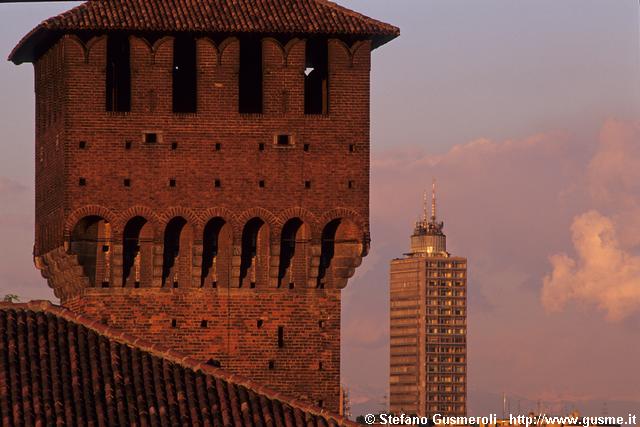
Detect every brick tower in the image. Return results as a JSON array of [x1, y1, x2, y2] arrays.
[[10, 0, 398, 411]]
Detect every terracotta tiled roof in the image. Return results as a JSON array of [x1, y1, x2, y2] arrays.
[[9, 0, 399, 63], [0, 301, 355, 427]]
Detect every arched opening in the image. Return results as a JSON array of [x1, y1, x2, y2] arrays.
[[278, 218, 310, 288], [317, 218, 361, 288], [162, 217, 193, 287], [201, 218, 232, 288], [317, 219, 339, 288], [240, 217, 269, 288], [70, 216, 111, 287], [122, 216, 153, 287]]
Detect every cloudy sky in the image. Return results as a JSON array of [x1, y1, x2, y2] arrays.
[[1, 0, 640, 417]]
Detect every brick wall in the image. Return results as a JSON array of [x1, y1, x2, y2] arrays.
[[33, 33, 373, 412], [49, 35, 370, 228], [34, 42, 67, 254], [66, 287, 341, 409]]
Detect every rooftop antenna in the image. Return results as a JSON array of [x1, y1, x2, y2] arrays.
[[423, 189, 429, 222], [431, 178, 437, 222], [502, 392, 507, 419]]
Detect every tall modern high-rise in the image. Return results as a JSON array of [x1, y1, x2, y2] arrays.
[[389, 183, 467, 416]]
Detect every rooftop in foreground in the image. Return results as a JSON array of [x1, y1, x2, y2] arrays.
[[0, 300, 355, 427]]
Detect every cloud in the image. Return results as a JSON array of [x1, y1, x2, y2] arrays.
[[372, 132, 571, 171], [542, 120, 640, 321], [542, 210, 640, 321], [370, 129, 587, 281], [588, 120, 640, 248], [588, 121, 640, 203]]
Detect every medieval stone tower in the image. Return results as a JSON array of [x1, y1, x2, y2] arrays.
[[10, 0, 398, 412]]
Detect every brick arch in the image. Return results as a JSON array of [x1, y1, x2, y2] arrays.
[[275, 207, 319, 236], [197, 37, 220, 64], [233, 208, 280, 237], [316, 209, 368, 289], [350, 40, 371, 68], [64, 205, 117, 239], [319, 208, 370, 255], [114, 206, 163, 239], [149, 36, 174, 65], [329, 39, 354, 67], [200, 215, 235, 243], [200, 209, 235, 287], [350, 40, 369, 56], [262, 37, 304, 67], [200, 207, 236, 224], [283, 38, 304, 65], [161, 207, 202, 234], [151, 36, 173, 54], [133, 35, 154, 53], [218, 36, 239, 66], [262, 38, 287, 66], [85, 35, 107, 64], [318, 208, 367, 234], [61, 35, 89, 63]]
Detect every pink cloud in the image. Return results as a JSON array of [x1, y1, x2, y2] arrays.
[[542, 120, 640, 321], [543, 211, 640, 321]]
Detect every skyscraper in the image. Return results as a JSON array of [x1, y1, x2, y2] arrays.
[[389, 183, 467, 416]]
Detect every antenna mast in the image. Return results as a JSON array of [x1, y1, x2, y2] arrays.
[[431, 178, 437, 222], [423, 189, 428, 222]]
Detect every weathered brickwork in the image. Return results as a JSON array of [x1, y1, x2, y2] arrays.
[[65, 288, 341, 408], [26, 34, 371, 412], [16, 0, 398, 413], [51, 36, 370, 225], [34, 42, 67, 255]]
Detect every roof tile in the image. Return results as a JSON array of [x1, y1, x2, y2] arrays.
[[0, 302, 356, 426], [9, 0, 399, 63]]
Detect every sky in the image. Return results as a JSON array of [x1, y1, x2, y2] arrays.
[[1, 0, 640, 418]]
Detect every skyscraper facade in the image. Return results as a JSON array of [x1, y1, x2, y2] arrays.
[[389, 184, 467, 416]]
